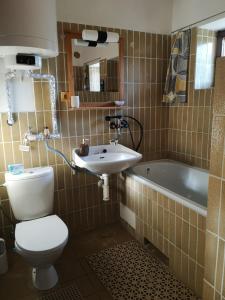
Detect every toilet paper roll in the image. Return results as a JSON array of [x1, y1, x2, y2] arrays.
[[71, 96, 80, 108]]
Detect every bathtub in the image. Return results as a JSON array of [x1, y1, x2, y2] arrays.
[[128, 160, 208, 216]]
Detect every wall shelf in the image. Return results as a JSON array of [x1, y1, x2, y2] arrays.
[[68, 106, 128, 111]]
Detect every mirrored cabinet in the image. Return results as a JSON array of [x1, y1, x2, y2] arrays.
[[61, 30, 125, 109]]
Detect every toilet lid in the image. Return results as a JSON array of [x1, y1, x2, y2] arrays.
[[15, 215, 68, 252]]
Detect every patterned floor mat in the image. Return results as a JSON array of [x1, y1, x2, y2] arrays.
[[38, 281, 83, 300], [86, 240, 200, 300]]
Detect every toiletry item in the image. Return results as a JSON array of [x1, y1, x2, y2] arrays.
[[8, 163, 24, 175], [44, 126, 50, 138], [79, 139, 89, 156], [114, 100, 125, 107], [71, 96, 80, 108]]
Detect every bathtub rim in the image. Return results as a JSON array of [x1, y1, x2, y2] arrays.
[[132, 159, 209, 175], [126, 159, 208, 217]]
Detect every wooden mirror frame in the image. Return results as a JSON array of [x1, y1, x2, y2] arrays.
[[61, 31, 125, 109]]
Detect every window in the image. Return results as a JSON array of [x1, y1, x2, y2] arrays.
[[217, 30, 225, 57], [89, 62, 100, 92], [194, 29, 217, 90], [221, 38, 225, 56]]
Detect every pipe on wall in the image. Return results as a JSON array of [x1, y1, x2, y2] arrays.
[[5, 71, 16, 126], [5, 70, 60, 137], [100, 174, 110, 201], [27, 71, 60, 137]]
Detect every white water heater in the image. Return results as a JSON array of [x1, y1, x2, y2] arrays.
[[0, 0, 58, 58]]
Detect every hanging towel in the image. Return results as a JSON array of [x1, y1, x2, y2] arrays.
[[163, 29, 191, 104]]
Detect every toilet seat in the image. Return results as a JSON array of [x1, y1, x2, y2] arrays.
[[15, 215, 68, 254]]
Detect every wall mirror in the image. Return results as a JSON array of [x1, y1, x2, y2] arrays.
[[61, 31, 124, 109]]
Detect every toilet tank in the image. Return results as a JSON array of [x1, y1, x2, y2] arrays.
[[5, 167, 54, 221]]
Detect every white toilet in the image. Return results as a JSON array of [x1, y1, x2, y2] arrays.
[[5, 166, 68, 290]]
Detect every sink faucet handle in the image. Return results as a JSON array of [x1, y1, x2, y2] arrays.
[[82, 138, 89, 142], [24, 127, 32, 139], [109, 139, 118, 145]]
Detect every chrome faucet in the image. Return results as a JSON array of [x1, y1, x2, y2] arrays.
[[109, 139, 119, 146]]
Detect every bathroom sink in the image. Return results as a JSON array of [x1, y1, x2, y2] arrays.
[[72, 144, 142, 175]]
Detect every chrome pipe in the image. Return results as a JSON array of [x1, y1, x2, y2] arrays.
[[5, 71, 16, 126]]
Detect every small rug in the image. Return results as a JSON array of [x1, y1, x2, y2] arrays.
[[38, 281, 83, 300], [86, 240, 199, 300]]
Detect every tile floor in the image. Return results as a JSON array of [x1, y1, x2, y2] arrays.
[[0, 223, 132, 300], [0, 222, 199, 300], [87, 240, 199, 300]]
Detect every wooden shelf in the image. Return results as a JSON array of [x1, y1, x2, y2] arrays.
[[61, 92, 126, 110], [68, 106, 128, 111]]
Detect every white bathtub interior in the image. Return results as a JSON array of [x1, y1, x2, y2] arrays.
[[129, 160, 208, 209]]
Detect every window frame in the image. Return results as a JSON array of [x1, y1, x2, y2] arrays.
[[88, 62, 101, 92], [216, 30, 225, 57]]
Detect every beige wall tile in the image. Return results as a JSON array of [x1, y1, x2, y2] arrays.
[[190, 210, 197, 227], [204, 231, 218, 285], [210, 116, 225, 177], [189, 225, 197, 260], [4, 143, 14, 167], [198, 215, 206, 231], [0, 144, 5, 172], [175, 216, 182, 249], [203, 280, 215, 300], [182, 221, 189, 254], [183, 206, 190, 222], [181, 253, 189, 285], [163, 209, 169, 239], [196, 265, 204, 297], [197, 229, 205, 266], [219, 181, 225, 239], [188, 258, 196, 291], [207, 176, 221, 234], [169, 213, 176, 244], [215, 238, 225, 292]]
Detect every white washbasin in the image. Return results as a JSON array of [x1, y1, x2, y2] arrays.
[[72, 144, 142, 175]]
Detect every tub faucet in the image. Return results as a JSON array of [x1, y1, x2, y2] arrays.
[[109, 139, 118, 146]]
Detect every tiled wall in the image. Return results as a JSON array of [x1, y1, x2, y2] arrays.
[[103, 59, 119, 91], [74, 66, 84, 91], [122, 26, 170, 161], [0, 21, 170, 244], [167, 28, 213, 170], [203, 57, 225, 300], [119, 174, 206, 297]]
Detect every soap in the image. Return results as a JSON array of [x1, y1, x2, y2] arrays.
[[8, 164, 24, 175]]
